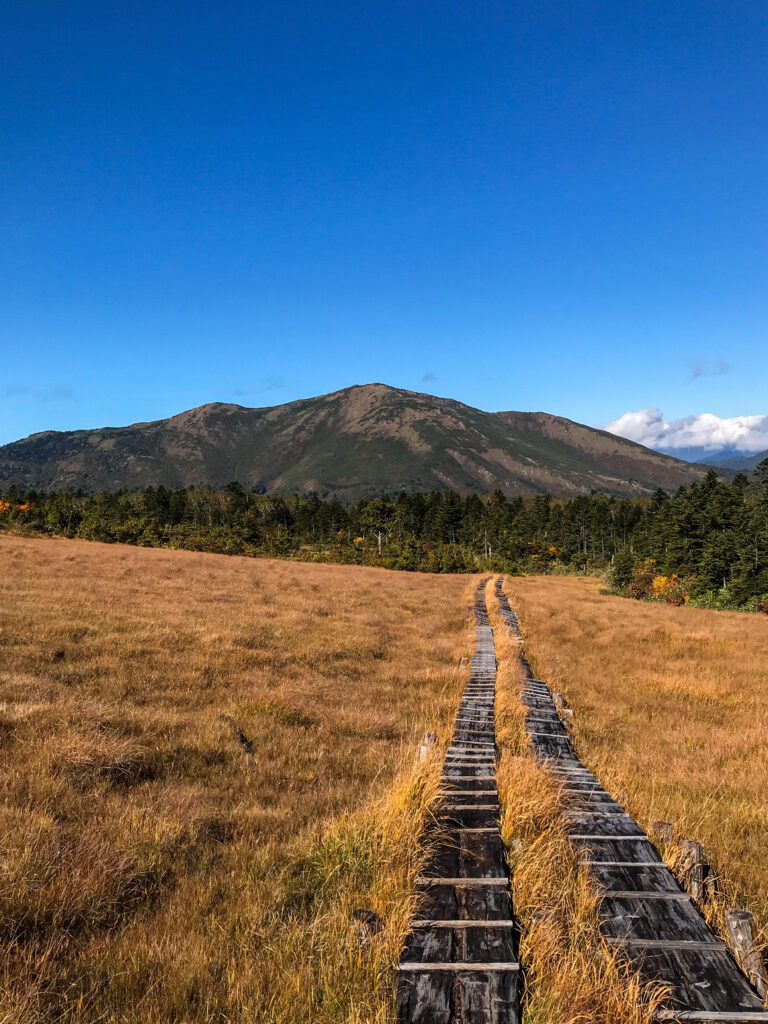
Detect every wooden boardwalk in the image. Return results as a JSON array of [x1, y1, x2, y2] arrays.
[[495, 577, 768, 1024], [396, 583, 521, 1024]]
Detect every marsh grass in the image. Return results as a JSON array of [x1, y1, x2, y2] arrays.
[[500, 574, 768, 976], [0, 534, 476, 1022]]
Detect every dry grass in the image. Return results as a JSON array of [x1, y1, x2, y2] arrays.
[[487, 580, 663, 1024], [0, 534, 477, 1023], [500, 574, 768, 945]]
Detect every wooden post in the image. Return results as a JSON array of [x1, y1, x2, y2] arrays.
[[725, 909, 768, 998], [651, 821, 674, 844], [351, 908, 384, 947], [678, 840, 706, 901], [704, 869, 723, 902], [419, 732, 437, 760]]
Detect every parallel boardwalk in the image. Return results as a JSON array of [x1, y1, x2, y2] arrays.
[[495, 578, 768, 1024], [397, 583, 521, 1024]]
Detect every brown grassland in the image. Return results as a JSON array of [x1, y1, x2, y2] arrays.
[[502, 574, 768, 947], [4, 533, 767, 1024], [0, 533, 476, 1023]]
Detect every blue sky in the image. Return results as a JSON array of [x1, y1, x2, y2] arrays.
[[2, 1, 767, 450]]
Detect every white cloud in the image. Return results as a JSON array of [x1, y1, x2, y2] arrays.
[[605, 409, 768, 453]]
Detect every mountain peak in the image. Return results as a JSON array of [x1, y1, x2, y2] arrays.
[[0, 385, 706, 498]]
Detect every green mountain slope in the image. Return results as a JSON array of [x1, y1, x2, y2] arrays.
[[0, 383, 707, 498], [712, 449, 768, 472]]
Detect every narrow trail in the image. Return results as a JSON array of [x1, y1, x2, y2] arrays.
[[495, 577, 768, 1024], [396, 582, 521, 1024]]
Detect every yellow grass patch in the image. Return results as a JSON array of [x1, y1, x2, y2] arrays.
[[0, 534, 476, 1022], [501, 574, 768, 943]]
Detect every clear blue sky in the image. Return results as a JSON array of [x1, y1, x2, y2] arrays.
[[2, 1, 767, 449]]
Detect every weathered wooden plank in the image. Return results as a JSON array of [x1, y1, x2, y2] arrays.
[[440, 784, 497, 793], [404, 927, 517, 963], [670, 1014, 768, 1021], [396, 970, 521, 1024], [438, 789, 499, 796], [566, 816, 647, 837], [606, 938, 726, 951], [570, 834, 649, 841], [441, 803, 500, 811], [398, 962, 519, 971], [427, 832, 507, 879], [584, 860, 671, 867], [620, 948, 765, 1012], [412, 920, 516, 928], [565, 809, 632, 818], [725, 910, 768, 998], [415, 883, 513, 922], [416, 877, 508, 886], [599, 891, 691, 901], [444, 770, 499, 778], [600, 903, 715, 943]]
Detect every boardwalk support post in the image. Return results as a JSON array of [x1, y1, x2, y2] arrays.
[[678, 839, 706, 901], [651, 821, 674, 844], [352, 908, 384, 948], [419, 732, 437, 760], [725, 909, 768, 999]]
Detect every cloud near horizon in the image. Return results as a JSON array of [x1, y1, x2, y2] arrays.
[[605, 409, 768, 453]]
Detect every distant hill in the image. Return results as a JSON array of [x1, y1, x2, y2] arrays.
[[0, 384, 708, 499], [711, 449, 768, 472], [655, 445, 758, 465]]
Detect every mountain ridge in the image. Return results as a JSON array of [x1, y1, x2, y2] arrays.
[[0, 383, 708, 499], [709, 449, 768, 472]]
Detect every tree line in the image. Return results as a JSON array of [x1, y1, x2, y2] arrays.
[[2, 460, 768, 609]]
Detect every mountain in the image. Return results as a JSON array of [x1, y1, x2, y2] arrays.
[[0, 384, 708, 499], [710, 449, 768, 472], [655, 445, 763, 466]]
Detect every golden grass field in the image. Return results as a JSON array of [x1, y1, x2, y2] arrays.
[[0, 534, 476, 1023], [502, 574, 768, 943], [5, 534, 768, 1024]]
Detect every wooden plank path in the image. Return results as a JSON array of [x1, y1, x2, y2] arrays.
[[495, 577, 768, 1024], [396, 582, 521, 1024]]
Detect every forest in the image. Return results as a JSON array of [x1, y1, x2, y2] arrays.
[[2, 462, 768, 609]]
